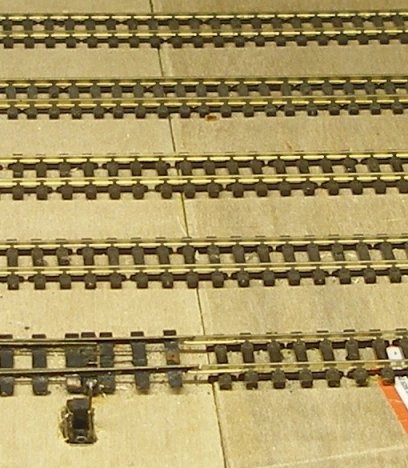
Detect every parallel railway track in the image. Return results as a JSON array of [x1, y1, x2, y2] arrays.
[[0, 11, 406, 48], [0, 329, 407, 395], [0, 151, 407, 198], [1, 235, 408, 288], [1, 75, 408, 119]]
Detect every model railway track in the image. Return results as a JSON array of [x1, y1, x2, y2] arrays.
[[0, 329, 407, 395], [0, 11, 406, 48], [1, 151, 408, 198], [1, 235, 408, 289], [1, 75, 407, 119]]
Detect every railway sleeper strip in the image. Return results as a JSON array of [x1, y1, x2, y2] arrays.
[[1, 150, 408, 198], [0, 75, 407, 119], [1, 235, 408, 288], [0, 329, 407, 395], [0, 11, 407, 48], [1, 174, 408, 199]]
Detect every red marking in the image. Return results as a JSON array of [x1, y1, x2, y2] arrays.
[[379, 380, 408, 434]]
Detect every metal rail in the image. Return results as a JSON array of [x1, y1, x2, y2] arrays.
[[0, 76, 407, 118], [0, 235, 407, 288], [0, 150, 407, 198], [0, 11, 406, 48], [0, 329, 407, 395]]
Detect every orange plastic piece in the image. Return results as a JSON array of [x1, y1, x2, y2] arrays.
[[379, 381, 408, 434]]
